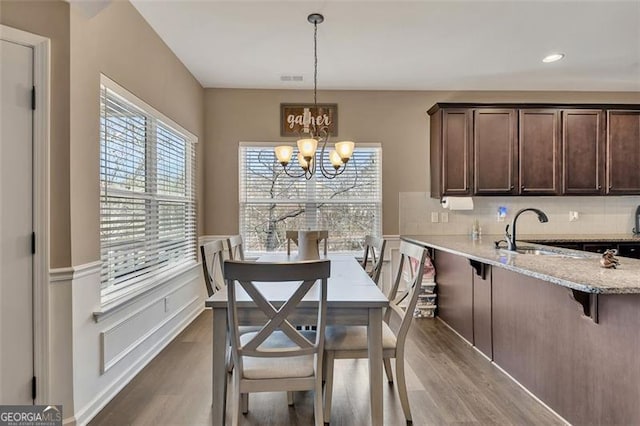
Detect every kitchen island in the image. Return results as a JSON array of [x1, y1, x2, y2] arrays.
[[402, 235, 640, 425]]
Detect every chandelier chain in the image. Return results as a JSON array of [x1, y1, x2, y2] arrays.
[[313, 20, 318, 109]]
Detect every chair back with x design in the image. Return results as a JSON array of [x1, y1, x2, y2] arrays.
[[361, 235, 387, 288], [384, 241, 428, 345], [224, 260, 331, 372], [200, 239, 226, 297], [227, 235, 245, 261]]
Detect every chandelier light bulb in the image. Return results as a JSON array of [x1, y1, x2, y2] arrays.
[[335, 141, 355, 161], [274, 145, 294, 165], [297, 152, 311, 170], [297, 138, 318, 159], [329, 150, 342, 169]]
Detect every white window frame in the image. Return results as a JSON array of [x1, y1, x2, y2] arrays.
[[99, 75, 198, 307], [238, 141, 382, 256]]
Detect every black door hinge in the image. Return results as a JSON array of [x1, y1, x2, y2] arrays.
[[31, 232, 36, 255], [32, 376, 36, 400], [31, 86, 36, 110]]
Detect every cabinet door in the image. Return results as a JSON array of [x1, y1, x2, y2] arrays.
[[607, 111, 640, 194], [472, 263, 492, 359], [473, 109, 518, 195], [433, 250, 473, 343], [582, 243, 617, 254], [618, 244, 640, 259], [441, 109, 472, 196], [562, 110, 605, 194], [519, 109, 560, 194]]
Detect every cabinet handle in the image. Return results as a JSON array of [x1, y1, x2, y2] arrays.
[[521, 185, 525, 190], [598, 185, 602, 190], [510, 185, 515, 190]]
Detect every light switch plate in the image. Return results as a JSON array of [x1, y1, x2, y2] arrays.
[[431, 212, 439, 223], [441, 212, 449, 223], [569, 211, 579, 222]]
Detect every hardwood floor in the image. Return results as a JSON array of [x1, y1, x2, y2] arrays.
[[89, 310, 563, 425]]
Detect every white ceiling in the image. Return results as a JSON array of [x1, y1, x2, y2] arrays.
[[130, 0, 640, 92]]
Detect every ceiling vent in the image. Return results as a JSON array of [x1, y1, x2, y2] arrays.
[[280, 75, 303, 82]]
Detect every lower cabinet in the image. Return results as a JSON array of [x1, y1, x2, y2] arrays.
[[492, 267, 640, 425], [472, 262, 492, 359], [434, 248, 640, 424], [433, 250, 474, 343], [434, 251, 492, 358]]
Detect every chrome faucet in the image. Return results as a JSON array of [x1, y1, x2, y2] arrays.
[[505, 208, 549, 251]]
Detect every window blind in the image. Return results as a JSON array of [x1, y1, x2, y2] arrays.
[[239, 143, 382, 253], [100, 81, 196, 298]]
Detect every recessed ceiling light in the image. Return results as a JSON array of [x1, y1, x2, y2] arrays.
[[542, 53, 565, 63]]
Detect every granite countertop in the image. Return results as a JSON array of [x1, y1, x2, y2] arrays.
[[402, 234, 640, 294]]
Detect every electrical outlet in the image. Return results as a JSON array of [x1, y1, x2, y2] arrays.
[[431, 212, 439, 223], [441, 212, 449, 223], [569, 211, 579, 222]]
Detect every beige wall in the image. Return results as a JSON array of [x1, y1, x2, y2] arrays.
[[69, 0, 205, 265], [204, 89, 640, 236], [1, 0, 71, 268]]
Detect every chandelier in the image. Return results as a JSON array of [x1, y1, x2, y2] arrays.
[[274, 13, 355, 180]]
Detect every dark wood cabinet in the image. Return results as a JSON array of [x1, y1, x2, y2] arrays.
[[519, 110, 560, 194], [472, 264, 492, 359], [433, 250, 473, 343], [607, 110, 640, 194], [618, 243, 640, 259], [562, 110, 605, 194], [430, 109, 472, 197], [473, 109, 518, 195], [428, 103, 640, 198]]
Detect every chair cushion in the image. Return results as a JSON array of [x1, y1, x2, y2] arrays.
[[324, 323, 397, 351], [239, 330, 316, 380]]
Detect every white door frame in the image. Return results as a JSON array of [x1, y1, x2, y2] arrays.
[[0, 24, 51, 405]]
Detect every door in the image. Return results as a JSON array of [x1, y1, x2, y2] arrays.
[[519, 109, 560, 194], [0, 39, 34, 404], [607, 111, 640, 194], [473, 109, 518, 195], [562, 110, 605, 195]]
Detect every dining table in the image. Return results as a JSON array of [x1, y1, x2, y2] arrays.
[[206, 253, 389, 425]]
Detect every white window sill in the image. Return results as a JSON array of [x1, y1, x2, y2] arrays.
[[93, 260, 199, 323]]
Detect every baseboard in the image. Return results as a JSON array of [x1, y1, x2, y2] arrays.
[[491, 362, 571, 425], [436, 316, 474, 347], [73, 303, 204, 426]]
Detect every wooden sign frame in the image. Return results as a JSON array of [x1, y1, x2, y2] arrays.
[[280, 103, 338, 137]]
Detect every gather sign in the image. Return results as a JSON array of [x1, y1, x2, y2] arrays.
[[280, 103, 338, 137]]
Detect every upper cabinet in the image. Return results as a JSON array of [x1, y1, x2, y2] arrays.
[[519, 109, 560, 195], [430, 109, 472, 196], [607, 110, 640, 194], [474, 109, 518, 195], [428, 103, 640, 198], [562, 110, 604, 195]]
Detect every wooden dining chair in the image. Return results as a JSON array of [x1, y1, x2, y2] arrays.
[[224, 259, 331, 426], [286, 230, 329, 255], [200, 239, 226, 297], [227, 234, 245, 260], [361, 235, 387, 288], [322, 240, 428, 424]]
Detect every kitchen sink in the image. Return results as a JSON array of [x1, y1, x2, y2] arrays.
[[500, 246, 589, 259]]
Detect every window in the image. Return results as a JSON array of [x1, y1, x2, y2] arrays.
[[99, 76, 197, 302], [239, 142, 382, 253]]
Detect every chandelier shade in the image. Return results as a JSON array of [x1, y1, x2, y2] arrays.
[[273, 13, 355, 180]]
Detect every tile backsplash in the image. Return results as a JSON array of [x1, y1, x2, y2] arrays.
[[399, 193, 640, 236]]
